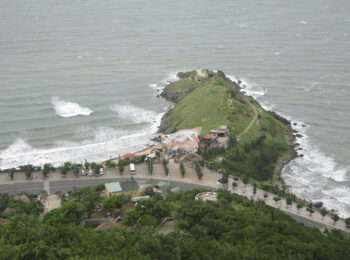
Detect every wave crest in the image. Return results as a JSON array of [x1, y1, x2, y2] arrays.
[[52, 97, 93, 118]]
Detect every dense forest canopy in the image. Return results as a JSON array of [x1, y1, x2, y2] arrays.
[[0, 188, 350, 259]]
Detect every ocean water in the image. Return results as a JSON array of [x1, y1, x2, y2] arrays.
[[0, 0, 349, 216]]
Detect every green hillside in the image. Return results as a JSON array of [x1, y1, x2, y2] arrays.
[[161, 70, 292, 181], [164, 71, 254, 135]]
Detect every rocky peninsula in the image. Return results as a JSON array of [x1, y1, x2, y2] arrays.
[[158, 69, 298, 185]]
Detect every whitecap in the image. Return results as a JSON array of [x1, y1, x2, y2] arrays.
[[52, 97, 93, 118], [227, 75, 266, 98], [299, 21, 308, 25], [148, 72, 180, 94], [0, 127, 158, 170]]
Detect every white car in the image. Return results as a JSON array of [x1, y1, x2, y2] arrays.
[[88, 169, 93, 176], [81, 169, 86, 176], [99, 168, 104, 175]]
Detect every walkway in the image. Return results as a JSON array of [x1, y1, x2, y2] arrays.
[[237, 97, 258, 141]]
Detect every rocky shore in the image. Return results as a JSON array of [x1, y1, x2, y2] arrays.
[[158, 70, 299, 184]]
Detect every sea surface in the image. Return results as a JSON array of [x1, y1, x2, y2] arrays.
[[0, 0, 349, 217]]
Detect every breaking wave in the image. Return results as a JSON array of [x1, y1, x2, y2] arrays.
[[282, 120, 350, 218], [148, 72, 179, 95], [0, 127, 157, 169], [228, 73, 350, 217], [110, 104, 163, 133], [52, 97, 93, 118]]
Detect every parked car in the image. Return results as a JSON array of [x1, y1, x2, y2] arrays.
[[99, 168, 104, 175], [130, 163, 136, 175], [81, 169, 86, 176], [88, 169, 93, 176]]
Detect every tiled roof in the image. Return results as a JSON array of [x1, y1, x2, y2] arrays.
[[105, 182, 122, 193], [203, 133, 213, 139], [122, 153, 135, 160], [120, 180, 140, 192]]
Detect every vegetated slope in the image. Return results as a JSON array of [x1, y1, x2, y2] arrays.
[[161, 70, 254, 135], [1, 189, 350, 260], [160, 70, 291, 181]]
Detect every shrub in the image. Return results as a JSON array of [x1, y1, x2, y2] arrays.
[[180, 163, 185, 178]]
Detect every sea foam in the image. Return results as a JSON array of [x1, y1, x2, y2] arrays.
[[148, 72, 180, 95], [228, 73, 350, 217], [110, 104, 162, 128], [52, 97, 93, 118], [282, 118, 350, 217], [0, 127, 157, 170]]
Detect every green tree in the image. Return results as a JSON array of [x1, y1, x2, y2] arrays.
[[180, 162, 185, 178], [102, 194, 128, 211], [148, 159, 153, 175], [286, 198, 292, 208], [140, 214, 157, 227], [332, 214, 339, 224], [8, 168, 15, 181], [59, 165, 69, 177], [320, 208, 327, 220], [345, 217, 350, 228], [118, 164, 124, 175], [253, 183, 257, 195], [297, 203, 303, 212], [44, 200, 86, 225], [195, 163, 203, 180], [273, 197, 280, 204], [42, 163, 51, 179], [25, 165, 33, 180], [306, 206, 315, 217], [162, 158, 168, 176], [242, 176, 249, 187], [232, 182, 238, 190], [84, 160, 90, 170]]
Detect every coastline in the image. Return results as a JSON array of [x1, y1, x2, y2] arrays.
[[158, 71, 299, 187]]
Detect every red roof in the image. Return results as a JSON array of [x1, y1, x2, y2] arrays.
[[203, 133, 213, 140], [122, 153, 135, 160], [190, 136, 200, 143], [193, 126, 203, 131]]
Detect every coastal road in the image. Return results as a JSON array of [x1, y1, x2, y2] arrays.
[[0, 178, 214, 196], [50, 177, 215, 194], [0, 181, 44, 195]]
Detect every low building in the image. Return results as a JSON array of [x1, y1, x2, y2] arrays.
[[161, 127, 202, 154], [209, 125, 230, 138], [131, 195, 150, 203], [105, 180, 140, 198], [195, 192, 218, 202]]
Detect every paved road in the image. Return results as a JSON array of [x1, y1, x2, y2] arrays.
[[285, 211, 350, 237], [1, 176, 349, 235], [0, 177, 214, 195], [0, 181, 44, 195]]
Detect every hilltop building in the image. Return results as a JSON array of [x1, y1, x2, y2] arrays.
[[161, 127, 202, 154]]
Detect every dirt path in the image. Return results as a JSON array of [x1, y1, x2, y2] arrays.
[[237, 97, 258, 141]]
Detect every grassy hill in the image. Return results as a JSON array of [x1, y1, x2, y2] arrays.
[[161, 70, 254, 135], [160, 70, 293, 182]]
